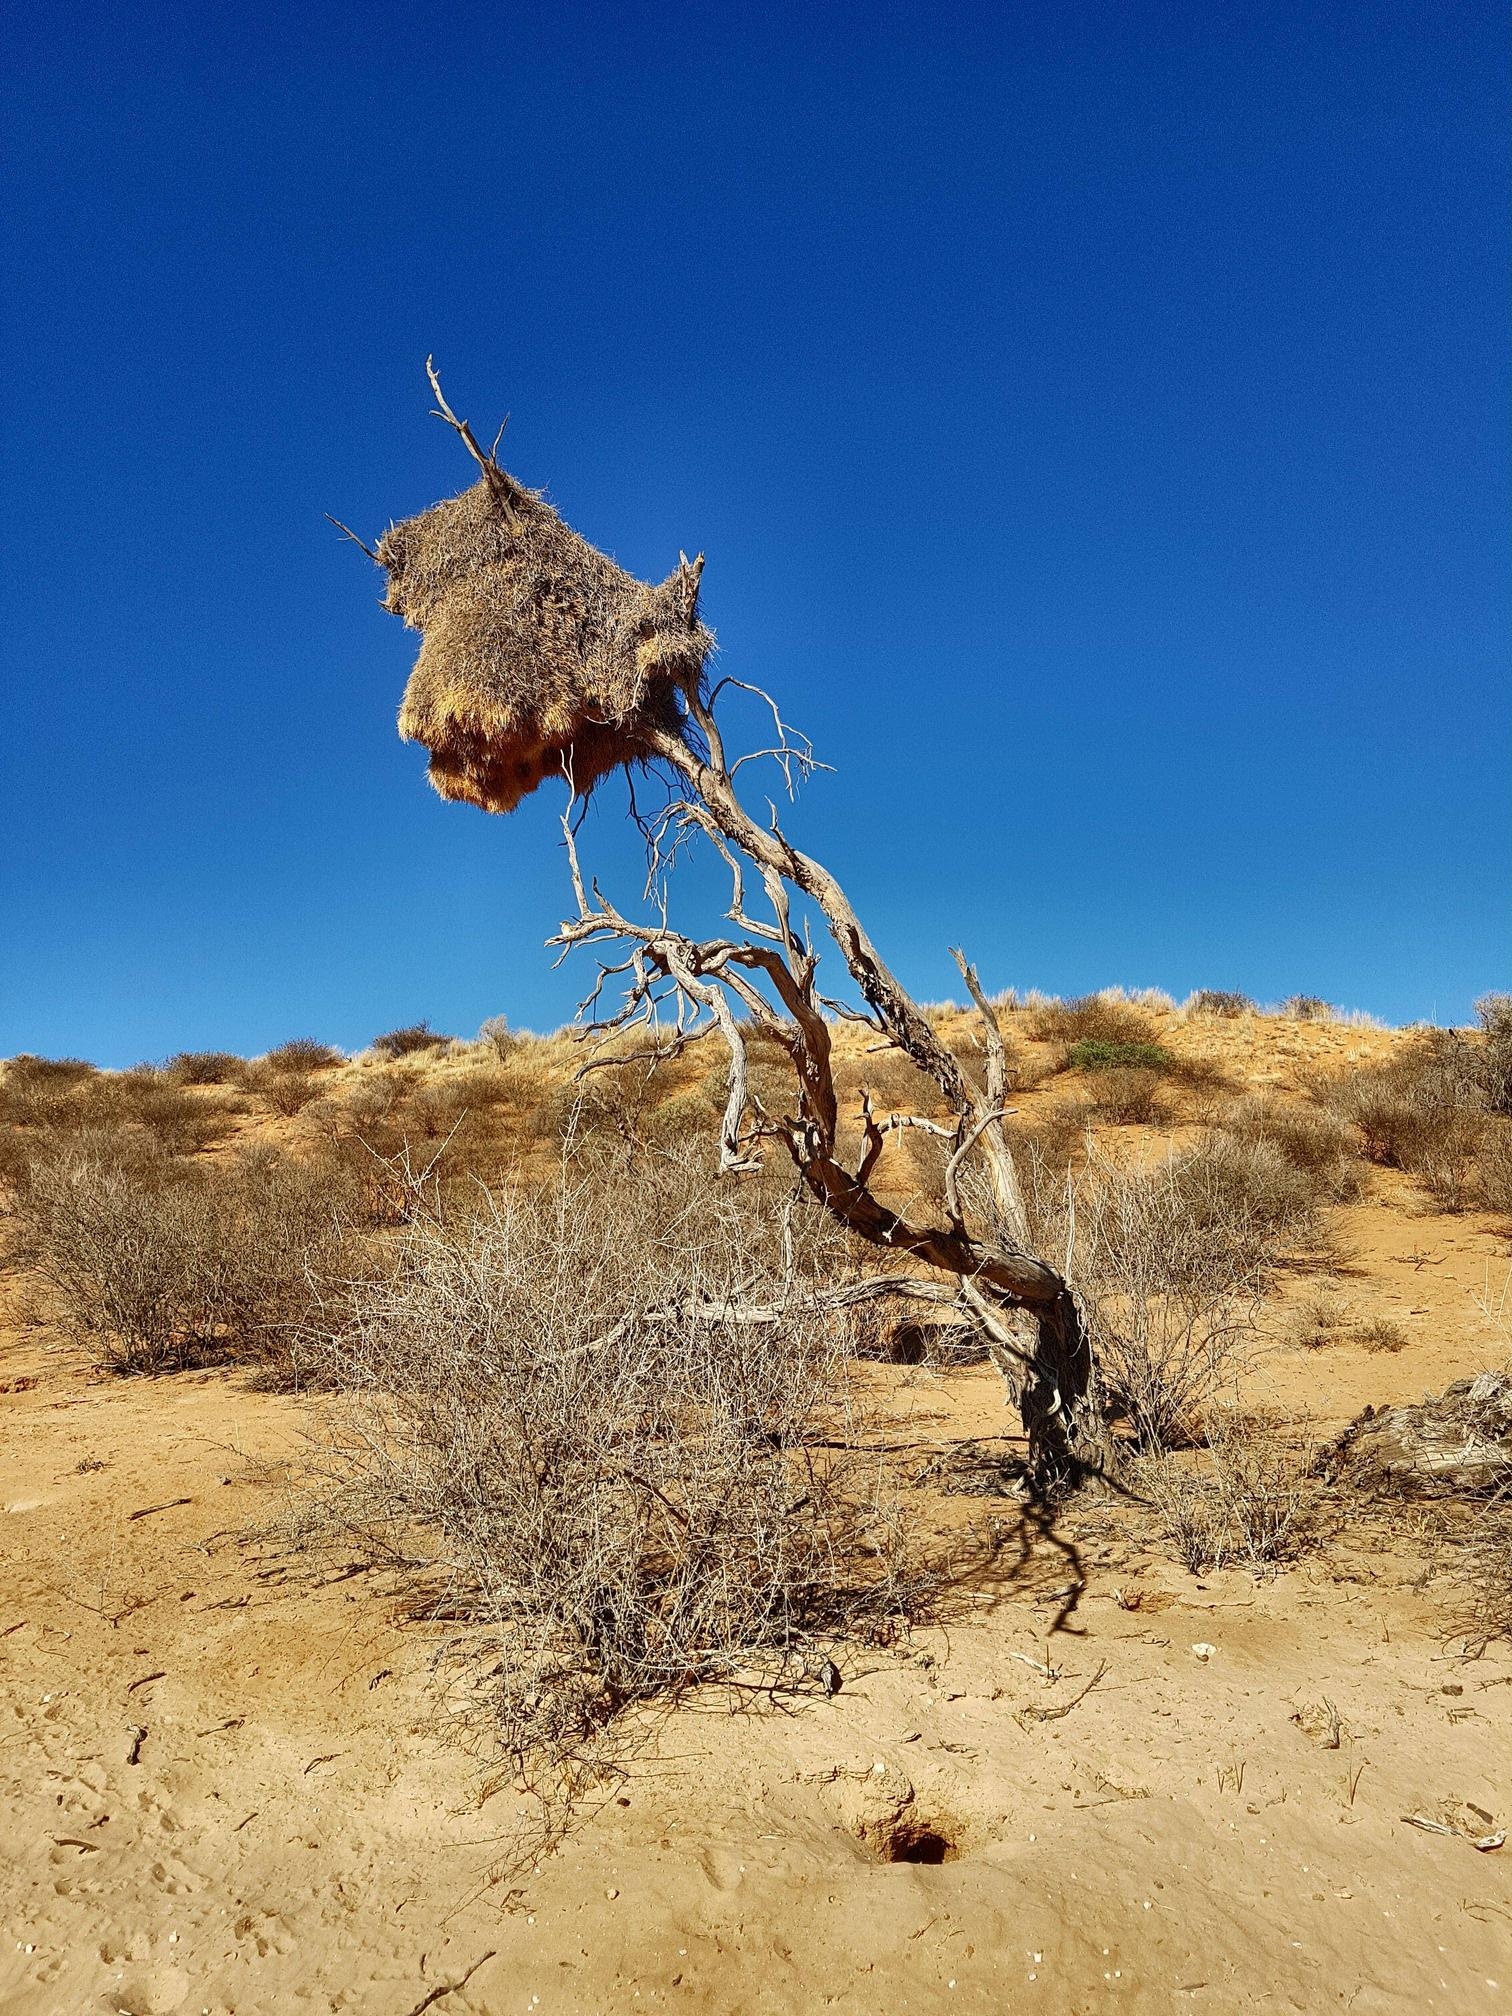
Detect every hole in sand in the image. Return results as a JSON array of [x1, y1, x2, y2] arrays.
[[877, 1820, 958, 1865]]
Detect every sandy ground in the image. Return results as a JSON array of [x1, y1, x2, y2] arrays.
[[3, 1022, 1511, 2013]]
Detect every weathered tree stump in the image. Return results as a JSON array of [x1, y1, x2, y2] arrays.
[[1325, 1371, 1512, 1497]]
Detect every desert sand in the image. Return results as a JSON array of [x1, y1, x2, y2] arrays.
[[2, 1014, 1509, 2014]]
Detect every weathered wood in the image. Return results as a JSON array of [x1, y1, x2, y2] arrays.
[[550, 681, 1116, 1495], [1325, 1372, 1512, 1498]]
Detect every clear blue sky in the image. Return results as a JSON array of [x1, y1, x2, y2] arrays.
[[2, 2, 1505, 1064]]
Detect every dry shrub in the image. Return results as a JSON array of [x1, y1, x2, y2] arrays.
[[1219, 1094, 1362, 1202], [1282, 995, 1334, 1022], [1358, 1316, 1408, 1354], [1411, 1115, 1488, 1212], [0, 1058, 105, 1160], [1006, 1101, 1092, 1181], [1024, 1135, 1315, 1450], [1457, 1493, 1512, 1654], [1083, 1066, 1171, 1127], [1318, 1036, 1462, 1163], [645, 1083, 727, 1148], [250, 1067, 323, 1117], [1290, 1288, 1350, 1351], [839, 1043, 945, 1118], [304, 1155, 921, 1791], [111, 1068, 240, 1154], [477, 1015, 520, 1061], [1317, 1027, 1510, 1210], [1132, 1416, 1323, 1573], [1188, 990, 1254, 1019], [304, 1063, 524, 1218], [0, 1062, 230, 1158], [1477, 1124, 1512, 1217], [1290, 1292, 1407, 1354], [166, 1050, 246, 1085], [308, 1070, 425, 1221], [538, 1060, 668, 1159], [264, 1038, 343, 1073], [16, 1138, 359, 1376], [1474, 994, 1512, 1114], [3, 1054, 98, 1092], [372, 1021, 451, 1060], [1029, 994, 1158, 1047]]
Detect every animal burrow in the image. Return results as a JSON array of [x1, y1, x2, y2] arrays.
[[877, 1816, 958, 1864]]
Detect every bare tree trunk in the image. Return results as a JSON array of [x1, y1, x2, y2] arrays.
[[545, 693, 1116, 1496], [1027, 1290, 1108, 1496]]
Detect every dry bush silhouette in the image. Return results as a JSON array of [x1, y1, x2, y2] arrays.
[[1282, 995, 1334, 1022], [304, 1152, 927, 1792], [477, 1015, 520, 1060], [372, 1021, 452, 1060]]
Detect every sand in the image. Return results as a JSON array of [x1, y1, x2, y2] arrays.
[[2, 1018, 1510, 2013]]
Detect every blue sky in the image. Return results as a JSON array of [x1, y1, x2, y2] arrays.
[[2, 1, 1505, 1063]]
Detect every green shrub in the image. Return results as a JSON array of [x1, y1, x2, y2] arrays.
[[1066, 1039, 1176, 1074]]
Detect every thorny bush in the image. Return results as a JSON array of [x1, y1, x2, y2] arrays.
[[13, 1135, 360, 1376], [1020, 1134, 1318, 1451], [304, 1149, 927, 1793]]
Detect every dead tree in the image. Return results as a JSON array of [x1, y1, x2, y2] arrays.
[[366, 368, 1117, 1496], [550, 681, 1118, 1494]]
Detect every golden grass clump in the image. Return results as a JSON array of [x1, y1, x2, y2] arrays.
[[379, 469, 713, 814]]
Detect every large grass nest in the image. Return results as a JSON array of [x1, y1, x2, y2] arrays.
[[379, 456, 713, 815]]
